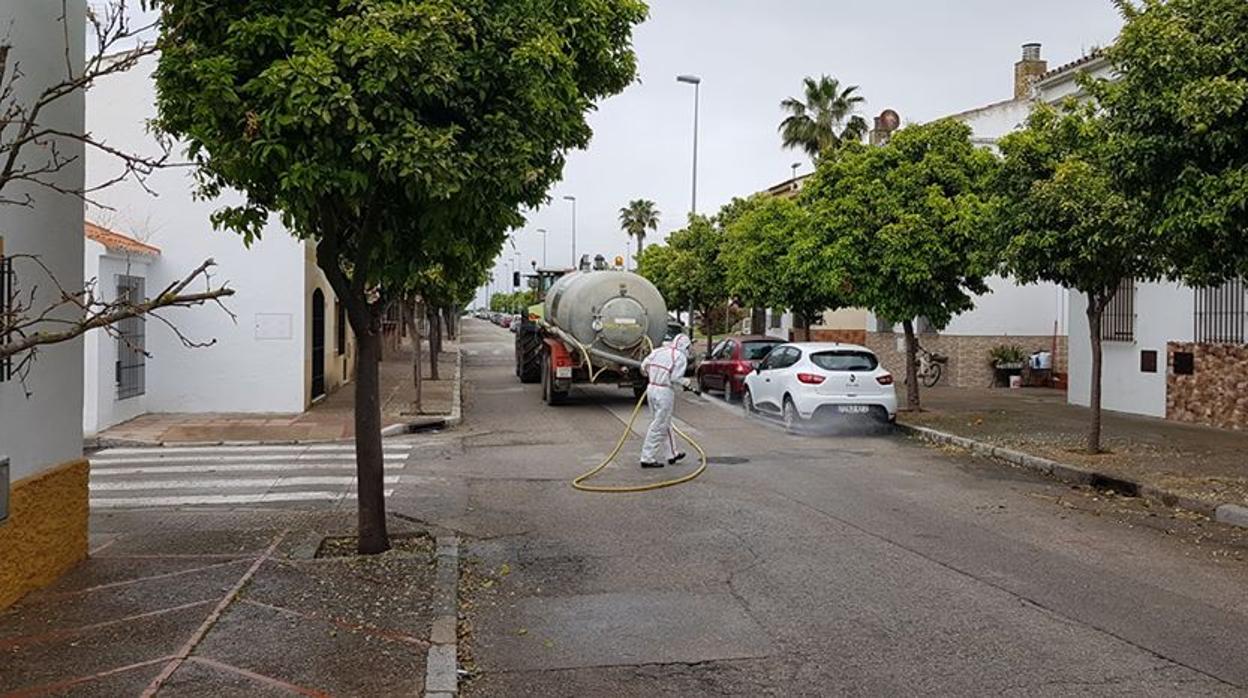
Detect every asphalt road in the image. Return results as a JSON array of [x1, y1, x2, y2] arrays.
[[392, 320, 1248, 697]]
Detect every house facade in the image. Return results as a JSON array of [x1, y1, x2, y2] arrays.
[[0, 1, 90, 609], [82, 54, 355, 436]]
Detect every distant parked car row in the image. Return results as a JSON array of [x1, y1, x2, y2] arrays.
[[696, 334, 897, 430], [475, 311, 522, 330]]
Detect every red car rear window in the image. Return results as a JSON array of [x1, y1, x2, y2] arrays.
[[742, 341, 782, 361]]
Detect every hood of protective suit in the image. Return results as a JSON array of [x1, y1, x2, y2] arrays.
[[669, 333, 692, 355]]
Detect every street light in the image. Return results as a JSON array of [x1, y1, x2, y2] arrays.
[[677, 73, 701, 337], [563, 195, 577, 268], [536, 228, 548, 267], [676, 74, 701, 214]]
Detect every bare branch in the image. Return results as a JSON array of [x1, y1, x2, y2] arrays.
[[1, 254, 235, 360]]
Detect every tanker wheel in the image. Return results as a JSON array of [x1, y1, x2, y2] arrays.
[[516, 325, 542, 384]]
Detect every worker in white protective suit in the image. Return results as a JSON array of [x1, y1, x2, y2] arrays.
[[638, 333, 692, 468]]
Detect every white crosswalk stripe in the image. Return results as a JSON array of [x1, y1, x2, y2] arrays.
[[88, 442, 417, 509]]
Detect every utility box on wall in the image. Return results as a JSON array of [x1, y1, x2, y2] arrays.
[[0, 457, 9, 525]]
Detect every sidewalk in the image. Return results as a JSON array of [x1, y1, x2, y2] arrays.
[[94, 342, 460, 446], [0, 509, 443, 696], [901, 386, 1248, 511]]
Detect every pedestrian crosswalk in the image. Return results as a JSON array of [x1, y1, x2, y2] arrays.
[[89, 442, 418, 509]]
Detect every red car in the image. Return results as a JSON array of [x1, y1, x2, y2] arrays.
[[696, 334, 785, 401]]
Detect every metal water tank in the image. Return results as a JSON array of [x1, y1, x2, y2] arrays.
[[544, 271, 667, 352]]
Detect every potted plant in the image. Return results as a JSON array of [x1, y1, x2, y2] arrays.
[[989, 344, 1027, 387]]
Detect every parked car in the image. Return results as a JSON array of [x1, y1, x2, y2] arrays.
[[509, 314, 521, 332], [742, 342, 897, 430], [696, 335, 784, 401], [499, 315, 513, 329]]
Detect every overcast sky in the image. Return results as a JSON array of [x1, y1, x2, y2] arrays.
[[124, 2, 1124, 298], [509, 0, 1124, 287]]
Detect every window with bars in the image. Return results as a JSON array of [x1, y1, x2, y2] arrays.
[[769, 308, 782, 329], [1194, 278, 1247, 344], [1101, 278, 1136, 342], [115, 275, 146, 400], [0, 253, 13, 383]]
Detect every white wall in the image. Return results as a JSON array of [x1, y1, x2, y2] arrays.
[[82, 244, 153, 435], [1067, 281, 1192, 418], [85, 54, 307, 414], [0, 2, 86, 481]]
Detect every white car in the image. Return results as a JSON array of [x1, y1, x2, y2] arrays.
[[742, 342, 897, 430]]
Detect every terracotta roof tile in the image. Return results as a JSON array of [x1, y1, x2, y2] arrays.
[[84, 221, 161, 256], [1038, 50, 1107, 83]]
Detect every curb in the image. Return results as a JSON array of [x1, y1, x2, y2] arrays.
[[897, 422, 1248, 529], [382, 344, 464, 437], [425, 536, 460, 697]]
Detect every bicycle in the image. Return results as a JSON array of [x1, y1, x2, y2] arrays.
[[906, 344, 948, 388]]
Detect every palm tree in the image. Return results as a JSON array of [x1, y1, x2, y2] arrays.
[[779, 75, 868, 160], [619, 199, 660, 261]]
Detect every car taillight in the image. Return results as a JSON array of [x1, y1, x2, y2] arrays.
[[796, 373, 825, 385], [876, 374, 894, 385], [735, 362, 753, 374]]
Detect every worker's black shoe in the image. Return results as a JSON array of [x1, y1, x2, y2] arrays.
[[668, 452, 687, 465], [640, 461, 665, 469]]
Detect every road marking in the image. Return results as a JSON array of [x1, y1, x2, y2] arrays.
[[90, 453, 411, 465], [92, 476, 402, 491], [91, 462, 409, 476], [91, 490, 395, 508]]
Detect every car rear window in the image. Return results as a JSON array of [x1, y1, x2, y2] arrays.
[[742, 341, 782, 361], [810, 351, 878, 372]]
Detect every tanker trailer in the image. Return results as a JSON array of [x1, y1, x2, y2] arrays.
[[515, 268, 667, 404]]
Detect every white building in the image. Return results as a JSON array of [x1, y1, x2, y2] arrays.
[[0, 1, 89, 608], [82, 54, 355, 436]]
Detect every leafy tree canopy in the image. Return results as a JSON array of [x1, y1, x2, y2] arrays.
[[993, 102, 1161, 300], [153, 0, 648, 291], [803, 119, 996, 329], [721, 195, 845, 325], [1094, 0, 1248, 283]]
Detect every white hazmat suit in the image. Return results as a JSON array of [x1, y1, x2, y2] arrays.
[[639, 334, 692, 466]]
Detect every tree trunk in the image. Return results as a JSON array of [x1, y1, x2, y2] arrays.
[[353, 315, 390, 554], [1086, 299, 1105, 454], [701, 306, 714, 355], [429, 307, 441, 381], [902, 319, 920, 411], [406, 298, 423, 413], [443, 306, 456, 341]]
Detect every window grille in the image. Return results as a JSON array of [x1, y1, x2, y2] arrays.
[[115, 275, 146, 399], [769, 309, 782, 329], [0, 254, 13, 382], [1194, 278, 1246, 344], [1101, 279, 1135, 342]]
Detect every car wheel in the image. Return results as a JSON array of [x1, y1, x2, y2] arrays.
[[725, 381, 740, 403], [696, 375, 707, 395], [782, 396, 800, 433], [743, 388, 756, 415]]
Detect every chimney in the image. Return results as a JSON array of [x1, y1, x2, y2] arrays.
[[870, 109, 901, 146], [1014, 43, 1047, 99]]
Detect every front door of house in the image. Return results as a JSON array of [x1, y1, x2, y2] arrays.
[[312, 289, 326, 399]]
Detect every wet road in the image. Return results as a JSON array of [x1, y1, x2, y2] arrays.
[[392, 320, 1248, 696]]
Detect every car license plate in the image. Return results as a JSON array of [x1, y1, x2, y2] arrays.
[[838, 405, 870, 414], [555, 366, 572, 379]]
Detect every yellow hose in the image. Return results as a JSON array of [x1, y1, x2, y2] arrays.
[[571, 388, 709, 493]]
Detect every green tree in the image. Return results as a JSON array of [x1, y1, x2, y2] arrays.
[[1093, 0, 1248, 285], [152, 0, 647, 553], [721, 196, 847, 339], [779, 75, 868, 161], [618, 199, 660, 261], [805, 120, 997, 410], [636, 215, 729, 354], [993, 104, 1159, 452]]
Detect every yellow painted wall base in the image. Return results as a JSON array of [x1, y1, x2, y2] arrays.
[[0, 459, 89, 610]]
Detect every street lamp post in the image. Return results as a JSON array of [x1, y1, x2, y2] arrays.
[[563, 195, 577, 268], [677, 73, 702, 337], [536, 228, 548, 267]]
